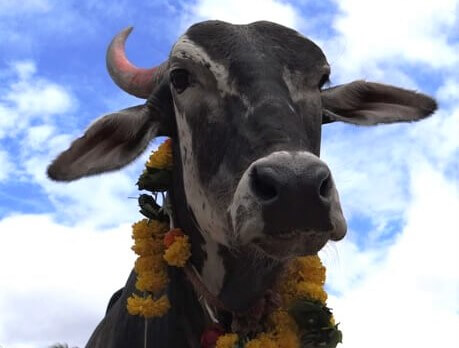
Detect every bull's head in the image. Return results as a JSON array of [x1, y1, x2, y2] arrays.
[[48, 21, 436, 311]]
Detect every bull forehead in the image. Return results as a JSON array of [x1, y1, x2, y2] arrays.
[[171, 21, 329, 99], [170, 21, 327, 188]]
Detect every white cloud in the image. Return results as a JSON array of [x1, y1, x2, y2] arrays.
[[0, 61, 75, 140], [0, 0, 52, 14], [326, 0, 458, 81], [180, 0, 300, 30], [320, 61, 459, 346], [0, 61, 162, 347], [0, 60, 147, 227], [6, 61, 74, 117], [436, 76, 459, 104], [0, 149, 14, 181], [0, 214, 135, 348], [323, 162, 459, 348]]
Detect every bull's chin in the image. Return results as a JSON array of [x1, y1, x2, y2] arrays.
[[251, 230, 330, 260]]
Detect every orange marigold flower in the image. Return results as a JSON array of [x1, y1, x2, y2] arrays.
[[245, 334, 278, 348], [126, 294, 170, 318], [296, 281, 328, 304], [135, 269, 169, 293], [146, 138, 173, 170], [269, 310, 298, 333], [132, 219, 169, 239], [273, 331, 299, 348], [141, 295, 170, 318], [296, 255, 326, 285], [131, 238, 163, 256], [163, 235, 191, 267], [216, 333, 239, 348], [164, 228, 184, 248], [134, 255, 164, 273]]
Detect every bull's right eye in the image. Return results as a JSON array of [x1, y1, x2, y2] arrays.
[[170, 69, 190, 94]]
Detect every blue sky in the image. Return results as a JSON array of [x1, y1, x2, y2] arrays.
[[0, 0, 458, 347]]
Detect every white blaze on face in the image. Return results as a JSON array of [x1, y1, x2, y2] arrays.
[[172, 35, 236, 97], [229, 161, 265, 244], [172, 102, 227, 295], [170, 38, 232, 294]]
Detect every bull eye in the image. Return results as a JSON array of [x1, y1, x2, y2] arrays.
[[170, 69, 190, 94], [318, 74, 330, 89]]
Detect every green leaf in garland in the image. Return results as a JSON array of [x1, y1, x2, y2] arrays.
[[137, 168, 171, 192], [289, 300, 343, 348], [138, 194, 169, 222]]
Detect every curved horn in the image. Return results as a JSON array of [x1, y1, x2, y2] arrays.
[[106, 27, 158, 98]]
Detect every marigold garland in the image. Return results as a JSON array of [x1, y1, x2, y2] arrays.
[[127, 140, 192, 318], [127, 138, 341, 346], [215, 256, 335, 348]]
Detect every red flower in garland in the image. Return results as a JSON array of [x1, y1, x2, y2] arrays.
[[200, 324, 225, 348]]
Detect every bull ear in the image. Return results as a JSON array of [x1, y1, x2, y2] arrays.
[[321, 80, 437, 125], [48, 104, 163, 181]]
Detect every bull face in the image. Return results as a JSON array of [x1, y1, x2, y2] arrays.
[[169, 22, 346, 259], [47, 21, 436, 262]]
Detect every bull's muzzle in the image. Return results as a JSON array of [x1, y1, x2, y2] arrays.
[[250, 158, 334, 234], [230, 151, 346, 255]]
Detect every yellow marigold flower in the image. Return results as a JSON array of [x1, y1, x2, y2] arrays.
[[132, 238, 164, 256], [274, 331, 299, 348], [296, 281, 328, 304], [132, 219, 169, 239], [142, 295, 170, 318], [126, 293, 144, 316], [163, 235, 191, 267], [132, 219, 153, 239], [296, 255, 326, 285], [126, 294, 170, 318], [134, 255, 164, 273], [146, 138, 173, 170], [267, 311, 300, 348], [245, 335, 277, 348], [270, 310, 298, 332], [216, 333, 239, 348], [135, 269, 169, 293]]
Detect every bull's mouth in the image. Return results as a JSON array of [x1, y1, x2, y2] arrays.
[[251, 229, 330, 259]]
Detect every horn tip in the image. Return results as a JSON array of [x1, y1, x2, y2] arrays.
[[123, 26, 134, 35]]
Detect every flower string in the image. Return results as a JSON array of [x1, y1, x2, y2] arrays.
[[127, 140, 191, 318], [127, 138, 341, 347], [215, 255, 340, 348]]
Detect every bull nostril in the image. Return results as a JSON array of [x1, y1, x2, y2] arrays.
[[250, 166, 279, 202], [318, 169, 332, 199]]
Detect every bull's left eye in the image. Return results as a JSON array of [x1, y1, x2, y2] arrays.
[[170, 69, 190, 94], [318, 74, 330, 89]]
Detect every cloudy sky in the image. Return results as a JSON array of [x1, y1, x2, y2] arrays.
[[0, 0, 458, 347]]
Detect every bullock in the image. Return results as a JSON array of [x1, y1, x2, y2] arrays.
[[47, 20, 436, 347]]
